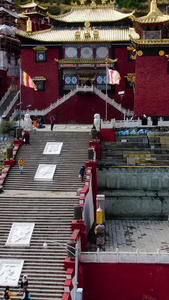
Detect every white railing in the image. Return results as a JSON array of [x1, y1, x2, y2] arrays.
[[2, 90, 20, 118], [94, 87, 134, 117], [101, 117, 169, 129], [0, 86, 13, 107], [77, 85, 94, 92], [80, 248, 169, 264], [19, 88, 78, 117]]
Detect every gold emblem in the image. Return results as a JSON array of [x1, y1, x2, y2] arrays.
[[159, 50, 165, 56], [137, 50, 143, 56]]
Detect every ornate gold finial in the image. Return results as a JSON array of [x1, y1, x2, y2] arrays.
[[110, 0, 115, 8], [84, 21, 90, 29], [75, 30, 81, 39], [93, 27, 99, 39], [26, 17, 32, 33], [150, 0, 157, 12], [80, 0, 86, 4], [101, 0, 107, 4], [84, 21, 91, 38], [91, 0, 96, 8]]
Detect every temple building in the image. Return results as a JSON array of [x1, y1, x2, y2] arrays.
[[0, 0, 20, 96], [17, 0, 50, 32], [132, 0, 169, 122], [15, 0, 139, 124]]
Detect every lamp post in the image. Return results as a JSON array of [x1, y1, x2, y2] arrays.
[[43, 240, 79, 300], [118, 91, 125, 120], [17, 101, 23, 127]]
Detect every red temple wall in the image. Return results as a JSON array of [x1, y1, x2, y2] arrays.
[[21, 48, 59, 110], [82, 263, 169, 300], [21, 47, 135, 123], [134, 56, 169, 117], [46, 93, 123, 124], [115, 47, 135, 111]]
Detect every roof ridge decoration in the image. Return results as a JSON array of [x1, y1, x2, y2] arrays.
[[75, 21, 100, 40], [71, 0, 116, 8], [134, 0, 169, 24]]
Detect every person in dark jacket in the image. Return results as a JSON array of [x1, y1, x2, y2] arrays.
[[79, 166, 85, 182], [20, 275, 28, 290], [21, 287, 30, 300], [22, 131, 30, 145]]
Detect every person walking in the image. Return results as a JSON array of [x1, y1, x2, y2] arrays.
[[21, 287, 30, 300], [22, 131, 30, 145], [50, 115, 55, 131], [3, 286, 18, 300], [79, 166, 85, 182], [18, 157, 25, 174], [20, 275, 28, 290]]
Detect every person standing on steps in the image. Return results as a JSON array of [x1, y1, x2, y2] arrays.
[[18, 157, 25, 174], [3, 286, 18, 300], [21, 287, 30, 300], [22, 131, 30, 145], [20, 275, 28, 290], [50, 115, 55, 131], [79, 166, 85, 182]]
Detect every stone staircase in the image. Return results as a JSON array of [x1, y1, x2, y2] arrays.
[[4, 131, 89, 191], [0, 130, 90, 299]]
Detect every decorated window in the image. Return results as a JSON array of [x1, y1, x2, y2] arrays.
[[64, 75, 78, 85], [80, 46, 93, 58], [65, 46, 78, 58], [64, 75, 78, 90], [36, 51, 47, 62], [33, 76, 46, 91], [144, 30, 161, 39], [96, 46, 109, 58]]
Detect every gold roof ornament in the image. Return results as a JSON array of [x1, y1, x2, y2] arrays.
[[91, 0, 97, 8], [134, 0, 169, 24], [101, 0, 107, 5], [80, 0, 86, 5], [93, 27, 99, 39], [84, 21, 91, 38], [75, 29, 81, 39], [26, 17, 32, 34]]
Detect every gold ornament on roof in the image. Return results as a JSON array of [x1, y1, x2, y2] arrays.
[[80, 0, 86, 4], [75, 29, 81, 39], [84, 21, 90, 29], [93, 27, 99, 39], [101, 0, 107, 5], [91, 0, 96, 8]]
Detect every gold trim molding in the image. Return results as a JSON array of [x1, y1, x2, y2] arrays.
[[54, 58, 117, 64], [33, 46, 47, 51]]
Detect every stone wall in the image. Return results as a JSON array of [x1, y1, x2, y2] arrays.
[[97, 167, 169, 219]]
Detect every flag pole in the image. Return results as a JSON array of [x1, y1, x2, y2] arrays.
[[19, 64, 22, 126], [105, 59, 108, 121]]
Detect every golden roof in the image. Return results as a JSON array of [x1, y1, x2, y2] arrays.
[[19, 0, 47, 11], [134, 0, 169, 24], [48, 5, 134, 23], [54, 58, 117, 64], [15, 27, 139, 42], [130, 37, 169, 45]]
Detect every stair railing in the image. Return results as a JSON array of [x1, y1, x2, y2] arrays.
[[0, 85, 13, 107], [94, 87, 134, 117], [2, 90, 20, 118], [21, 87, 78, 116]]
